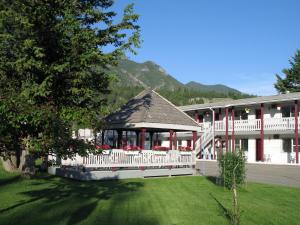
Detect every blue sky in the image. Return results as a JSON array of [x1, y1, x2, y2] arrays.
[[112, 0, 300, 96]]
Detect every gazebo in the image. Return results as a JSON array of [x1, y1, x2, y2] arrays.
[[52, 90, 202, 180], [103, 89, 201, 150]]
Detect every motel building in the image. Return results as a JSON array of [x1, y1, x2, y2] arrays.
[[54, 91, 300, 180], [178, 92, 300, 165]]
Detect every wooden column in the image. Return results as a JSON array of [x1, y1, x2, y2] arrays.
[[213, 110, 216, 159], [113, 130, 116, 148], [225, 107, 229, 152], [295, 100, 299, 164], [231, 107, 235, 152], [135, 131, 140, 147], [174, 132, 177, 150], [117, 130, 122, 149], [260, 103, 264, 161], [140, 128, 146, 150], [192, 131, 197, 150], [149, 132, 154, 150], [125, 131, 128, 147], [169, 130, 173, 150], [101, 130, 105, 145]]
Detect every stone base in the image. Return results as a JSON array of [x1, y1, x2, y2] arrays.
[[48, 166, 195, 181]]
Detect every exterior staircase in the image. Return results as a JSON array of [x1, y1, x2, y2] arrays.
[[195, 126, 214, 158]]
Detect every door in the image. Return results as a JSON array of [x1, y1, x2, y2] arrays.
[[199, 115, 203, 123], [215, 112, 220, 121], [256, 139, 262, 161], [256, 109, 261, 119]]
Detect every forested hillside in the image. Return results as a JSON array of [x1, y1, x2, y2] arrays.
[[106, 59, 254, 110]]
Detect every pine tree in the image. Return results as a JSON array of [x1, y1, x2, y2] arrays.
[[275, 50, 300, 93], [0, 0, 140, 173]]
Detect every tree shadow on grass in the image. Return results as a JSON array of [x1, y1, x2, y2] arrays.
[[0, 175, 22, 186], [209, 193, 232, 224], [0, 175, 159, 225], [205, 176, 224, 187]]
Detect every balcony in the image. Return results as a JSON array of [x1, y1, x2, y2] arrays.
[[199, 117, 298, 133]]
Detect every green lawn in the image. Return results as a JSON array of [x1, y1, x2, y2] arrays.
[[1, 167, 300, 225]]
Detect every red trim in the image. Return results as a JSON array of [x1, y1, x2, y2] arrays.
[[225, 107, 229, 152], [174, 132, 177, 150], [213, 110, 216, 158], [192, 131, 197, 150], [295, 100, 299, 164], [231, 108, 235, 152], [260, 103, 264, 161], [169, 130, 173, 150], [140, 128, 146, 150]]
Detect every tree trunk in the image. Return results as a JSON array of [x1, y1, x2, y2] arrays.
[[19, 149, 35, 177]]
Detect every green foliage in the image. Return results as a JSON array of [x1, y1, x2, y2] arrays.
[[275, 50, 300, 93], [0, 0, 140, 165], [218, 151, 246, 189]]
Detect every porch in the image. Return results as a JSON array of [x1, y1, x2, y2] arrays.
[[49, 149, 196, 180], [61, 149, 195, 168]]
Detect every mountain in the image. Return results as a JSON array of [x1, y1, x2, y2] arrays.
[[110, 59, 183, 90], [185, 81, 242, 95], [107, 59, 253, 108]]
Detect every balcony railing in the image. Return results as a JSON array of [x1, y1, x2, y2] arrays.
[[199, 117, 298, 132]]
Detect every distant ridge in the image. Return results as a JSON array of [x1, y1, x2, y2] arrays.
[[107, 59, 254, 108]]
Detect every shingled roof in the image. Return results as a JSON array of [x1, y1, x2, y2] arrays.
[[179, 92, 300, 112], [105, 90, 200, 131]]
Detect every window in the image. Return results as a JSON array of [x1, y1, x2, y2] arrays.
[[283, 139, 292, 152], [292, 138, 300, 152], [241, 139, 248, 151], [241, 111, 248, 120], [282, 106, 291, 118], [178, 140, 182, 147], [235, 139, 240, 150], [187, 140, 191, 147]]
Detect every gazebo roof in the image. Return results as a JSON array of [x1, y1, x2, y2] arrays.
[[105, 90, 201, 131]]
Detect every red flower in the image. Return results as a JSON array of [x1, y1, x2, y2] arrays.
[[96, 144, 111, 150], [153, 146, 169, 151]]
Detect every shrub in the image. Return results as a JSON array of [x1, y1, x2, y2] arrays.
[[218, 150, 246, 189]]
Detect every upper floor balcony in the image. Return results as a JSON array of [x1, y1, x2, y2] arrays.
[[199, 117, 298, 133]]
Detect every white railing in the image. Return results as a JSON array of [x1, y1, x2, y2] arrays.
[[199, 117, 299, 132], [61, 149, 195, 168], [201, 126, 213, 148], [264, 117, 295, 131]]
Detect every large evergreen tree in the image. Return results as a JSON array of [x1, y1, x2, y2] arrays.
[[275, 50, 300, 93], [0, 0, 140, 173]]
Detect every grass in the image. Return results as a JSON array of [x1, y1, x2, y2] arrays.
[[1, 166, 300, 225]]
